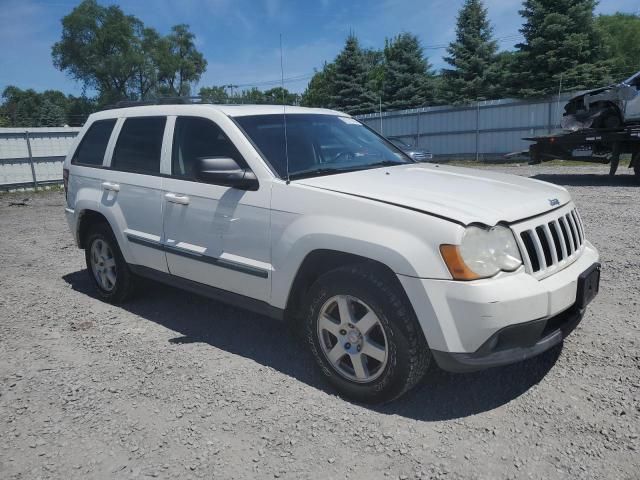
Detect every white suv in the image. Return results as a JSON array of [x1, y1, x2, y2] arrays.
[[63, 103, 600, 403]]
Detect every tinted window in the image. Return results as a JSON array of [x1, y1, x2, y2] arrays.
[[72, 119, 116, 166], [235, 114, 410, 179], [172, 117, 243, 179], [112, 117, 166, 174]]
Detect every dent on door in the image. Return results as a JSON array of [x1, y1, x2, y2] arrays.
[[162, 183, 272, 302]]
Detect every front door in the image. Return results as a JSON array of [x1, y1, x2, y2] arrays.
[[161, 116, 271, 301], [100, 116, 169, 272]]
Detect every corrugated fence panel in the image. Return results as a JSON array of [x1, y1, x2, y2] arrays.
[[0, 95, 578, 188], [0, 127, 80, 189], [358, 94, 576, 158]]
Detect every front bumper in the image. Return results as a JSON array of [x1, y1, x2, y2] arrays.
[[398, 241, 600, 365], [431, 303, 584, 372]]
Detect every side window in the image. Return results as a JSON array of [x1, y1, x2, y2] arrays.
[[72, 119, 116, 166], [172, 116, 244, 179], [112, 117, 166, 174]]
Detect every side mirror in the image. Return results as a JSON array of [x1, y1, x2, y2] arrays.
[[195, 157, 259, 191]]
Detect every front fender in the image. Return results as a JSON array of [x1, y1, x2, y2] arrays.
[[269, 211, 458, 310]]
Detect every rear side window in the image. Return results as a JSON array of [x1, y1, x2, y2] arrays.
[[72, 119, 116, 166], [112, 117, 166, 174], [172, 116, 243, 179]]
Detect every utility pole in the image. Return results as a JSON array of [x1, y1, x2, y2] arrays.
[[556, 74, 564, 130], [379, 96, 383, 135], [475, 100, 481, 162]]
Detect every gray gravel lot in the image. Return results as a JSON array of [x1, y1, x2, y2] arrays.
[[0, 164, 638, 480]]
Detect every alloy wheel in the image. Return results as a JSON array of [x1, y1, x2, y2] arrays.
[[90, 238, 117, 292], [317, 295, 388, 383]]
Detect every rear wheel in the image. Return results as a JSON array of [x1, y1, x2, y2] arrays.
[[633, 152, 640, 182], [85, 223, 135, 303], [303, 263, 430, 404]]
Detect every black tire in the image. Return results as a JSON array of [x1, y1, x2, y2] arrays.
[[303, 263, 430, 404], [598, 111, 622, 130], [84, 222, 135, 303], [634, 153, 640, 182]]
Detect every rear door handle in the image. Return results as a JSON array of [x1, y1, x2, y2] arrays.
[[101, 182, 120, 192], [165, 193, 190, 205]]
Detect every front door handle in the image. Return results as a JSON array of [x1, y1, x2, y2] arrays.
[[101, 181, 120, 192], [165, 193, 190, 205]]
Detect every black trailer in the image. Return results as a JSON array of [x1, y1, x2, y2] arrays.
[[525, 125, 640, 178]]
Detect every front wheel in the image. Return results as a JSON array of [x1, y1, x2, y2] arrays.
[[303, 264, 430, 404]]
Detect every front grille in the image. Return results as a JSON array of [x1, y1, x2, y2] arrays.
[[512, 205, 586, 279]]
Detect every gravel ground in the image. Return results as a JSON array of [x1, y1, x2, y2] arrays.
[[0, 164, 638, 480]]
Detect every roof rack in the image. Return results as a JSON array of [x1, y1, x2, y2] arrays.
[[106, 96, 212, 109]]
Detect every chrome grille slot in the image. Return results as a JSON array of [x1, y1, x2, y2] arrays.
[[512, 204, 586, 279]]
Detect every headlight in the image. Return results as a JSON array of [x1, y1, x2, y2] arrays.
[[440, 225, 522, 280]]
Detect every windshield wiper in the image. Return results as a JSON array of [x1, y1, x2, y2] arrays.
[[288, 166, 365, 180], [288, 160, 408, 180], [362, 160, 409, 167]]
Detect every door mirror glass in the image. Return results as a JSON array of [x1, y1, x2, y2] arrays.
[[195, 157, 259, 190]]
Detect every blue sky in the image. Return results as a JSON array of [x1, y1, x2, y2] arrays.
[[1, 0, 638, 96]]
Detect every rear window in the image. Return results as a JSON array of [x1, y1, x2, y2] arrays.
[[72, 119, 116, 166], [112, 117, 166, 174]]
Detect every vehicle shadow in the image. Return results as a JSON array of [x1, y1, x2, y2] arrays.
[[532, 173, 639, 187], [63, 270, 561, 422]]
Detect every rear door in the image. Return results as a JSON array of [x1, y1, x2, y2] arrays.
[[100, 116, 169, 272], [161, 115, 271, 302]]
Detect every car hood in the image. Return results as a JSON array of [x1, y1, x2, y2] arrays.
[[569, 85, 614, 101], [295, 163, 570, 226]]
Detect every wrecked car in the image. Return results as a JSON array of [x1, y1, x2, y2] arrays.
[[562, 71, 640, 130], [388, 137, 434, 162]]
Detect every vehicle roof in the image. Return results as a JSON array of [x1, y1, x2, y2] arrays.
[[87, 104, 345, 121]]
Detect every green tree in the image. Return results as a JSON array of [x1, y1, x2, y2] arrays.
[[131, 25, 162, 100], [157, 24, 207, 96], [52, 0, 141, 104], [38, 100, 66, 126], [514, 0, 608, 97], [2, 87, 42, 126], [491, 51, 519, 97], [66, 95, 97, 126], [442, 0, 498, 104], [1, 86, 98, 127], [596, 13, 640, 80], [199, 86, 229, 103], [382, 33, 434, 110], [238, 87, 266, 104], [52, 1, 206, 103], [363, 48, 385, 97], [330, 35, 376, 115], [301, 63, 336, 108], [263, 87, 299, 105]]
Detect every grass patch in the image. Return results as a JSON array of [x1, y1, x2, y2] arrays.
[[0, 184, 64, 196]]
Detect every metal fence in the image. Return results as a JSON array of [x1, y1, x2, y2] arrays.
[[0, 94, 577, 189], [357, 93, 576, 160], [0, 127, 81, 190]]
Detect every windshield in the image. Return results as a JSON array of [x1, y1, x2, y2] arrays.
[[234, 114, 412, 179]]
